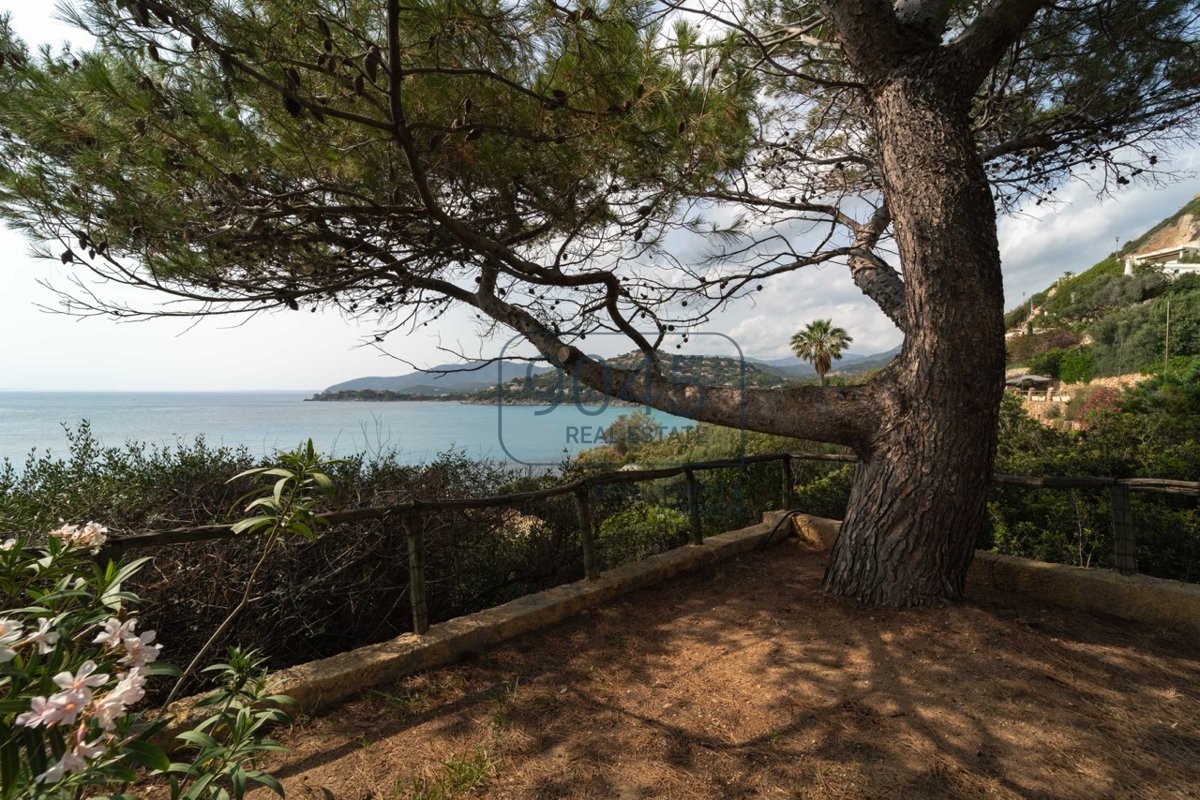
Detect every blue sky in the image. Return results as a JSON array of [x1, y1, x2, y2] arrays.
[[0, 4, 1197, 391]]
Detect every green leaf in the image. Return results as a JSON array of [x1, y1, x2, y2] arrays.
[[142, 662, 183, 678], [288, 519, 314, 540], [247, 770, 285, 797], [260, 468, 298, 479], [122, 740, 172, 772], [175, 730, 220, 750], [230, 765, 246, 800], [181, 771, 218, 800], [226, 466, 273, 483], [231, 516, 274, 535]]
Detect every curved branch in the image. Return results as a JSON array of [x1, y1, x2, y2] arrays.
[[848, 204, 907, 332]]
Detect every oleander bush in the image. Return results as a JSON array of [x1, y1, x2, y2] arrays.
[[0, 525, 289, 800]]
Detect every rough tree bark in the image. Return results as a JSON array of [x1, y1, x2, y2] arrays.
[[822, 61, 1008, 605]]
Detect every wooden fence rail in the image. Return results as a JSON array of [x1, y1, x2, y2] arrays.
[[95, 450, 1199, 632]]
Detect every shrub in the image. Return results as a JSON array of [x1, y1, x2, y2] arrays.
[[1026, 348, 1067, 379], [0, 429, 587, 688], [1006, 329, 1080, 364], [597, 503, 690, 568], [602, 411, 663, 456], [791, 465, 855, 519], [1067, 385, 1123, 427], [0, 528, 289, 800], [1058, 347, 1094, 383]]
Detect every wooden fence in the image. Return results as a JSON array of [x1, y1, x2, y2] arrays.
[[99, 452, 1200, 635]]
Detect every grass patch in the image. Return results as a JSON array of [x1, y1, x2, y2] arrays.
[[403, 744, 498, 800]]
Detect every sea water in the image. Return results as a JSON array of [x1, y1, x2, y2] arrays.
[[0, 392, 697, 469]]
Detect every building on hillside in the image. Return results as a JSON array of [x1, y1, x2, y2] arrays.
[[1123, 242, 1200, 278]]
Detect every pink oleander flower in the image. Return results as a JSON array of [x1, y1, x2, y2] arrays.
[[54, 661, 109, 693], [26, 617, 60, 654], [18, 663, 110, 728], [120, 630, 161, 668], [48, 523, 79, 543], [37, 729, 105, 784], [93, 617, 138, 649], [0, 619, 21, 663], [49, 522, 108, 554], [15, 685, 91, 728], [93, 668, 147, 730], [15, 696, 68, 728]]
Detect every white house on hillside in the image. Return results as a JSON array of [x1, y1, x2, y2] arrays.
[[1124, 242, 1200, 278]]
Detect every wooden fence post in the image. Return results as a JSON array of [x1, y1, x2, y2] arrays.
[[685, 468, 703, 545], [781, 455, 793, 510], [403, 511, 429, 634], [1109, 483, 1138, 576], [574, 486, 599, 580]]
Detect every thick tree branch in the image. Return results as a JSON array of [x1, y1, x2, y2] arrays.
[[333, 236, 880, 449], [848, 205, 907, 332], [945, 0, 1052, 94], [893, 0, 953, 39], [819, 0, 911, 83], [472, 285, 880, 450]]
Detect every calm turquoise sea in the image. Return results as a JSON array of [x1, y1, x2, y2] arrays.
[[0, 392, 697, 469]]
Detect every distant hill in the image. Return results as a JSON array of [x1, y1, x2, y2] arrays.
[[1005, 191, 1200, 378], [321, 360, 554, 395], [751, 346, 901, 378], [318, 346, 900, 403]]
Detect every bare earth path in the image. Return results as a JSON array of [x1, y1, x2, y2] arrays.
[[260, 542, 1200, 799]]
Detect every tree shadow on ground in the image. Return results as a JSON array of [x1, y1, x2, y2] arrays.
[[266, 542, 1200, 800]]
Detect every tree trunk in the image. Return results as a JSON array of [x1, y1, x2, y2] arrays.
[[822, 68, 1007, 606]]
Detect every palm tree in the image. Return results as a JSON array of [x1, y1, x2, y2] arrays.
[[790, 319, 853, 386]]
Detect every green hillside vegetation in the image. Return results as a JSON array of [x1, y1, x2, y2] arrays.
[[487, 352, 801, 402], [312, 353, 829, 403], [1005, 194, 1200, 379]]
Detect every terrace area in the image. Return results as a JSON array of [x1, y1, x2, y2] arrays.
[[257, 542, 1200, 800]]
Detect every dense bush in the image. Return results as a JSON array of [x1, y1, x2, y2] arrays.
[[986, 387, 1200, 581], [0, 428, 586, 690], [1023, 345, 1094, 382], [601, 410, 663, 456], [597, 503, 690, 568], [791, 465, 855, 520], [1026, 347, 1067, 378], [1058, 347, 1095, 383]]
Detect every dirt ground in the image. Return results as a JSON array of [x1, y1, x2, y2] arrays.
[[259, 543, 1200, 800]]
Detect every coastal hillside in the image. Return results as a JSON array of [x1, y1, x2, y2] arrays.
[[1005, 192, 1200, 379], [312, 346, 902, 403], [313, 353, 796, 403], [321, 360, 555, 396]]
